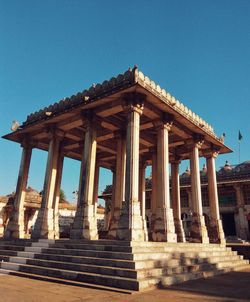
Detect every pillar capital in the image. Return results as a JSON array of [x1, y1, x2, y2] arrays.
[[170, 153, 182, 165], [20, 135, 34, 149], [203, 145, 220, 158], [46, 127, 65, 141], [186, 134, 204, 150], [203, 150, 219, 159], [122, 92, 145, 116], [81, 109, 97, 131], [113, 129, 126, 139], [153, 113, 174, 131]]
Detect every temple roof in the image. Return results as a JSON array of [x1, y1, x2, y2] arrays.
[[3, 66, 232, 163]]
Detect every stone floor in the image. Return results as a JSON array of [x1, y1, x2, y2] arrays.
[[0, 268, 250, 302]]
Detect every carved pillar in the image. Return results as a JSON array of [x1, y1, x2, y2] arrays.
[[149, 151, 157, 240], [52, 149, 64, 239], [171, 160, 186, 242], [152, 117, 177, 242], [108, 132, 126, 238], [205, 152, 225, 244], [139, 161, 148, 241], [234, 185, 249, 240], [32, 129, 64, 239], [116, 97, 145, 241], [189, 139, 209, 243], [93, 163, 100, 229], [4, 140, 32, 239], [70, 113, 98, 240]]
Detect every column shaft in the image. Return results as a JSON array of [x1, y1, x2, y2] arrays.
[[70, 118, 98, 240], [152, 122, 176, 242], [4, 144, 32, 239], [32, 131, 63, 239], [139, 164, 148, 241], [52, 149, 64, 239], [206, 155, 225, 244], [234, 185, 249, 240], [108, 135, 126, 238], [149, 152, 157, 239], [116, 104, 144, 241], [171, 162, 186, 242], [189, 143, 209, 243]]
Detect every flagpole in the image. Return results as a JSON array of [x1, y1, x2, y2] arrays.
[[238, 140, 240, 164], [238, 130, 243, 164]]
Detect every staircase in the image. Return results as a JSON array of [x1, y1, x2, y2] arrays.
[[0, 239, 249, 293]]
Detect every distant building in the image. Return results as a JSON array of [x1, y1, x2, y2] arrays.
[[0, 187, 105, 238], [101, 161, 250, 241]]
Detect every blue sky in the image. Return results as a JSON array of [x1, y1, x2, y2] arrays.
[[1, 0, 250, 202]]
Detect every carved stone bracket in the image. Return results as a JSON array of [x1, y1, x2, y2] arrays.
[[122, 92, 146, 116], [153, 113, 174, 131], [203, 144, 220, 159], [186, 134, 204, 151]]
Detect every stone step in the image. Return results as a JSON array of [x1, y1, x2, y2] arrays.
[[0, 247, 242, 266], [0, 268, 134, 294], [0, 251, 137, 269], [6, 256, 138, 279], [216, 259, 249, 269], [0, 262, 140, 291], [50, 243, 134, 253], [181, 254, 242, 265], [172, 250, 238, 259], [0, 245, 26, 251], [46, 242, 229, 252], [160, 262, 250, 287], [25, 246, 135, 260]]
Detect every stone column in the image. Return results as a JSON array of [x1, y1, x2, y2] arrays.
[[149, 151, 157, 240], [234, 185, 249, 240], [52, 148, 64, 239], [108, 133, 126, 238], [92, 163, 100, 231], [139, 161, 148, 241], [205, 152, 225, 244], [70, 113, 98, 240], [171, 160, 186, 242], [116, 98, 145, 241], [189, 140, 209, 243], [152, 117, 177, 242], [4, 140, 32, 239], [32, 129, 64, 239]]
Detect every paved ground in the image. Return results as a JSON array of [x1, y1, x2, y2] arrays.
[[0, 268, 250, 302]]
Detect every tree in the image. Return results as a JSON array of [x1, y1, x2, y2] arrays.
[[59, 189, 66, 203]]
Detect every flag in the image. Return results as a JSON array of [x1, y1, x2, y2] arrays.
[[238, 130, 243, 141]]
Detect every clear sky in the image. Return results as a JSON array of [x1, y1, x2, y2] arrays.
[[1, 0, 250, 202]]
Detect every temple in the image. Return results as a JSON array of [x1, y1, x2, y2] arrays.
[[1, 67, 249, 291], [2, 66, 230, 244]]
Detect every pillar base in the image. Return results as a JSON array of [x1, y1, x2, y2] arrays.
[[148, 213, 156, 240], [152, 207, 177, 242], [208, 218, 226, 245], [189, 213, 209, 243], [142, 217, 148, 241], [54, 213, 60, 240], [31, 208, 55, 239], [174, 218, 186, 242], [4, 211, 25, 239], [70, 205, 98, 240], [4, 225, 25, 239], [116, 200, 145, 241]]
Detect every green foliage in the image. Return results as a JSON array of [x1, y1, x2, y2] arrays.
[[59, 189, 66, 203]]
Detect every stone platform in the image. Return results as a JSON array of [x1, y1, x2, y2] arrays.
[[0, 239, 249, 292]]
